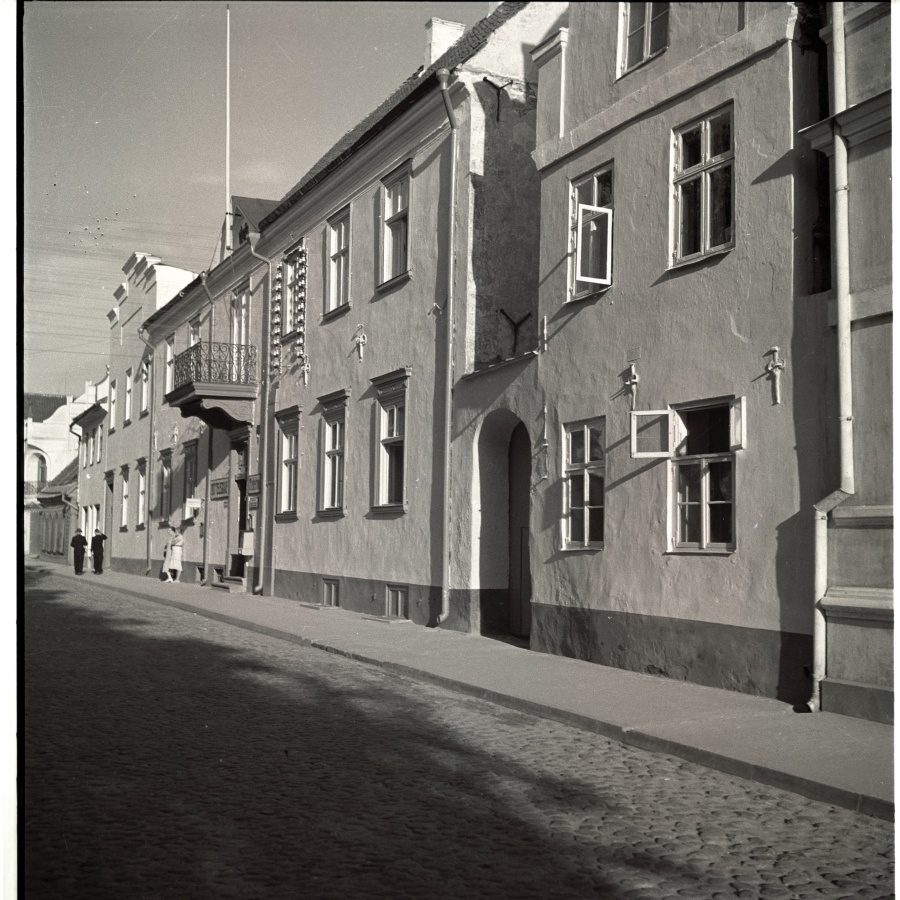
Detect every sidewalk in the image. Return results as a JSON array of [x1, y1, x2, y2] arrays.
[[30, 561, 893, 821]]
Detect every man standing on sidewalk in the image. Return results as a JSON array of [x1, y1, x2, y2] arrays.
[[90, 529, 107, 575], [70, 529, 87, 575]]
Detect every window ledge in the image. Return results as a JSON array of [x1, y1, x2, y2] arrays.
[[315, 507, 346, 519], [136, 523, 146, 532], [140, 410, 149, 419], [119, 526, 128, 533], [560, 544, 604, 553], [123, 419, 132, 428], [567, 285, 611, 305], [375, 270, 411, 294], [274, 511, 298, 523], [668, 244, 733, 272], [108, 428, 116, 435], [370, 504, 407, 517], [617, 47, 666, 81], [322, 303, 352, 323], [665, 548, 735, 556]]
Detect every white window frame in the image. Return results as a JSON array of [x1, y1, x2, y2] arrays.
[[139, 360, 150, 413], [562, 418, 606, 549], [109, 380, 117, 431], [283, 244, 306, 335], [570, 166, 614, 298], [124, 368, 133, 423], [318, 389, 349, 514], [165, 335, 175, 393], [96, 424, 102, 465], [619, 2, 670, 76], [326, 207, 351, 313], [276, 408, 300, 516], [189, 317, 201, 347], [183, 440, 198, 506], [671, 106, 735, 265], [379, 163, 411, 286], [88, 430, 95, 465], [630, 397, 745, 552], [137, 460, 147, 527], [120, 467, 129, 528], [370, 369, 410, 510]]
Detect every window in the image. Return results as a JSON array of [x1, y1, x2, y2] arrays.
[[140, 361, 150, 414], [386, 585, 409, 619], [621, 2, 669, 74], [327, 207, 350, 312], [370, 369, 409, 508], [109, 380, 117, 431], [318, 389, 349, 514], [276, 408, 300, 515], [165, 335, 175, 393], [673, 107, 734, 264], [563, 418, 606, 548], [323, 579, 339, 608], [124, 368, 133, 423], [96, 424, 102, 465], [88, 430, 95, 466], [631, 397, 745, 551], [120, 467, 129, 528], [189, 317, 201, 347], [159, 451, 172, 522], [183, 441, 198, 502], [284, 245, 305, 335], [571, 166, 613, 297], [379, 165, 410, 285], [137, 460, 147, 527]]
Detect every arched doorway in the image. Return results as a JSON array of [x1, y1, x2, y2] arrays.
[[476, 411, 532, 643]]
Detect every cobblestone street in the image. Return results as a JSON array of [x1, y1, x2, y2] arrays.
[[23, 568, 894, 899]]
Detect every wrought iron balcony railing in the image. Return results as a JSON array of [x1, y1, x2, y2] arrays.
[[172, 341, 258, 391]]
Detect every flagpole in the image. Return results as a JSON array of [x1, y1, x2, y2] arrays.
[[224, 4, 231, 258]]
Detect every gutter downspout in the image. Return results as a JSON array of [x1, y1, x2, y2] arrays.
[[436, 67, 458, 626], [137, 325, 156, 575], [810, 1, 853, 711], [200, 273, 216, 585], [247, 240, 272, 595]]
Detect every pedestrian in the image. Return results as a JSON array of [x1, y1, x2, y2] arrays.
[[90, 529, 107, 574], [164, 524, 184, 584], [70, 528, 88, 575]]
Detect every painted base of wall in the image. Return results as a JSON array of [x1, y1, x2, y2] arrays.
[[531, 603, 813, 705], [821, 678, 893, 725]]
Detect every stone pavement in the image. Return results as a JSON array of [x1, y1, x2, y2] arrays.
[[30, 561, 894, 821]]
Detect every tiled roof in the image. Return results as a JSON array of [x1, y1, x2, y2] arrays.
[[23, 393, 69, 422], [259, 1, 529, 230], [233, 196, 280, 231], [38, 458, 79, 498]]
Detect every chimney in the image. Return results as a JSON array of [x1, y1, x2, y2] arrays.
[[425, 18, 465, 66]]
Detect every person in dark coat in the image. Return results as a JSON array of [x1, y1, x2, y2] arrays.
[[70, 529, 88, 575], [90, 529, 107, 574]]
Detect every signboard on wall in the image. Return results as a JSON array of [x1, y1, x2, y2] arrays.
[[210, 478, 229, 499], [247, 474, 260, 494], [248, 495, 259, 511]]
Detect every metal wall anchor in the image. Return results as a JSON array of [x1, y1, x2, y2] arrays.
[[354, 325, 367, 362], [765, 347, 785, 405], [623, 363, 639, 410]]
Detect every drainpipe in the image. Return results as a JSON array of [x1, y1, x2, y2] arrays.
[[137, 325, 156, 575], [199, 273, 216, 585], [809, 1, 853, 711], [247, 240, 272, 595], [435, 67, 458, 626]]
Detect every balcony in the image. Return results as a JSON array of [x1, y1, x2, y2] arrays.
[[165, 341, 258, 431]]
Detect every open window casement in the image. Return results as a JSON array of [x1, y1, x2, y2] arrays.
[[630, 409, 674, 458], [631, 397, 746, 459], [575, 204, 613, 286]]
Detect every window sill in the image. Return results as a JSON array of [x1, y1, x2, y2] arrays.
[[560, 543, 604, 553], [140, 410, 149, 419], [322, 303, 351, 323], [369, 503, 406, 517], [375, 270, 411, 294], [567, 285, 611, 305], [119, 526, 128, 533], [617, 47, 666, 80], [315, 507, 345, 519], [668, 244, 733, 272], [123, 419, 132, 428], [108, 428, 116, 435], [274, 511, 298, 523], [136, 523, 146, 531], [665, 548, 735, 556]]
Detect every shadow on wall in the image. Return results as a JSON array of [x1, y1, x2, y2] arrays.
[[24, 566, 696, 897]]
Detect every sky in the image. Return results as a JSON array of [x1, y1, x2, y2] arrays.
[[22, 1, 495, 396]]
